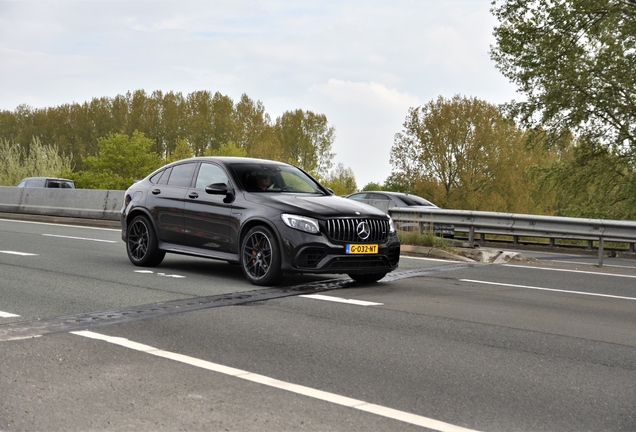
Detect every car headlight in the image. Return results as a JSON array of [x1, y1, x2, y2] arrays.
[[281, 214, 320, 234], [388, 216, 396, 234]]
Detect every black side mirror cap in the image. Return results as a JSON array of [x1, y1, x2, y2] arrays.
[[205, 183, 229, 195]]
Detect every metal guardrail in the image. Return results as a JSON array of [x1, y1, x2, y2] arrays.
[[387, 207, 636, 266]]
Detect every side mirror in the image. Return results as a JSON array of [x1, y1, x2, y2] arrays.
[[205, 183, 235, 204], [205, 182, 229, 195]]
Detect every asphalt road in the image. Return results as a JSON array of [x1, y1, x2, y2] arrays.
[[1, 217, 635, 431]]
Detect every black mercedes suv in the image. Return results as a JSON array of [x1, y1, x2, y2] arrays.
[[121, 157, 400, 285]]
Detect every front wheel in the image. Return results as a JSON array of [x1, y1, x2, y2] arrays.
[[348, 273, 387, 283], [241, 225, 283, 286], [126, 215, 165, 267]]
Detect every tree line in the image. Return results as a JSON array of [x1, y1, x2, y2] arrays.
[[0, 90, 357, 194]]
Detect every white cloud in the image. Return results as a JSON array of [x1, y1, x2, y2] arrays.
[[0, 0, 519, 187], [307, 80, 420, 187]]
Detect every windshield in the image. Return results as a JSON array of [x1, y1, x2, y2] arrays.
[[230, 162, 326, 195]]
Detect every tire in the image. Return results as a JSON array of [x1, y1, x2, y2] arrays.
[[348, 273, 387, 283], [126, 215, 165, 267], [241, 225, 283, 286]]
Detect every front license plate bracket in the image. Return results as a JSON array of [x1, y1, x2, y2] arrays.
[[346, 244, 378, 254]]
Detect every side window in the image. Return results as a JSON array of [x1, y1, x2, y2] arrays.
[[149, 170, 165, 184], [368, 193, 390, 201], [195, 163, 229, 189], [168, 163, 196, 187], [157, 168, 171, 185], [348, 193, 368, 201], [27, 179, 46, 188]]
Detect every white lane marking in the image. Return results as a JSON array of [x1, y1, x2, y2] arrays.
[[72, 330, 479, 432], [0, 218, 119, 231], [401, 256, 463, 263], [548, 260, 636, 270], [300, 294, 383, 306], [134, 270, 186, 278], [42, 234, 117, 243], [0, 251, 38, 256], [0, 311, 20, 318], [157, 273, 186, 278], [461, 279, 636, 301], [504, 264, 636, 279]]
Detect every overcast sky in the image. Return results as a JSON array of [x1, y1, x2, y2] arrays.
[[0, 0, 519, 188]]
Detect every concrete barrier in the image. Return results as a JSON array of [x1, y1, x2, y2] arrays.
[[0, 186, 123, 221]]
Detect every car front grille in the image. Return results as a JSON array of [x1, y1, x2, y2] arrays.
[[325, 218, 389, 243]]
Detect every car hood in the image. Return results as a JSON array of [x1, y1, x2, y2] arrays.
[[244, 193, 389, 219]]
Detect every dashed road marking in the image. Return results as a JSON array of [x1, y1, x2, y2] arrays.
[[72, 330, 480, 432], [0, 311, 20, 318], [300, 294, 383, 306], [461, 279, 636, 301], [42, 234, 117, 243], [0, 251, 38, 256]]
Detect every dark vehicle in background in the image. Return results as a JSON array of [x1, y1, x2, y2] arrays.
[[121, 157, 400, 286], [345, 191, 455, 238], [16, 177, 76, 189]]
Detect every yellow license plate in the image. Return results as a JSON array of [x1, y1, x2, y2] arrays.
[[346, 244, 378, 254]]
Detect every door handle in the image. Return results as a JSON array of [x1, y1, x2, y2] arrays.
[[151, 189, 161, 195], [189, 192, 199, 199]]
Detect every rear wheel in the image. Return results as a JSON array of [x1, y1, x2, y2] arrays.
[[241, 225, 283, 286], [126, 215, 165, 267], [348, 273, 387, 283]]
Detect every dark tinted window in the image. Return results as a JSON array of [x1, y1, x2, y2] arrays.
[[168, 163, 196, 187], [47, 180, 75, 188], [400, 195, 436, 207]]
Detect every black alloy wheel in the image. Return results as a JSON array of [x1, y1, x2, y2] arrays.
[[126, 215, 165, 267], [241, 225, 283, 286], [348, 273, 387, 283]]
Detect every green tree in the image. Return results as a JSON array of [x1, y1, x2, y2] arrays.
[[529, 137, 636, 218], [491, 0, 636, 218], [69, 131, 163, 189], [362, 182, 384, 191], [321, 163, 357, 195], [275, 109, 335, 178], [204, 141, 248, 157], [491, 0, 636, 150], [166, 138, 194, 163], [390, 95, 545, 212], [0, 136, 73, 186]]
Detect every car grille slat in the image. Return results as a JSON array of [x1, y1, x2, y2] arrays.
[[326, 218, 389, 243]]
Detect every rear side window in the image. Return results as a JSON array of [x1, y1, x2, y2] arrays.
[[368, 193, 390, 201], [167, 163, 196, 187], [157, 168, 172, 185], [47, 180, 75, 188], [27, 179, 46, 187]]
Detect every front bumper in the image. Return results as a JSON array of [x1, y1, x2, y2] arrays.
[[276, 222, 400, 275]]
